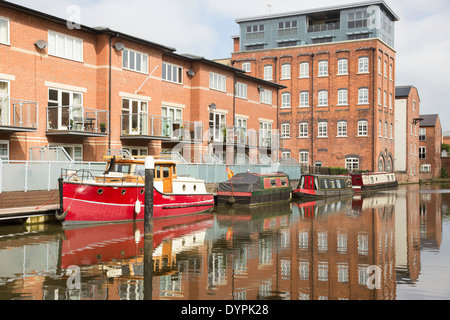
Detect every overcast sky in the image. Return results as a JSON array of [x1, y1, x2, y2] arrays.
[[8, 0, 450, 132]]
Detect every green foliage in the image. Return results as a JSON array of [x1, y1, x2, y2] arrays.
[[439, 167, 449, 179], [442, 143, 450, 153]]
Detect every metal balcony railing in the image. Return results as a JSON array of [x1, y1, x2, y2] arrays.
[[0, 97, 38, 130], [47, 106, 108, 134], [307, 22, 340, 33]]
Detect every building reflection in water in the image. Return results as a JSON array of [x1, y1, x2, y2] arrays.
[[0, 185, 445, 300]]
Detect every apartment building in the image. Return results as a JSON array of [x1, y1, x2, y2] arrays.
[[229, 0, 399, 172], [395, 85, 421, 183], [418, 114, 442, 179], [0, 1, 283, 163]]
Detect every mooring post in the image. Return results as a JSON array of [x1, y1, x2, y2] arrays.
[[143, 156, 154, 300], [144, 156, 154, 236]]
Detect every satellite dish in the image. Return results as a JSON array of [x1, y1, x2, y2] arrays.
[[209, 103, 217, 110], [187, 69, 195, 77], [35, 40, 48, 50], [114, 42, 125, 51]]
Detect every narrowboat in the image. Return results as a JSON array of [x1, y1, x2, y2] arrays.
[[57, 153, 215, 225], [292, 174, 353, 200], [216, 172, 292, 206], [350, 172, 398, 193]]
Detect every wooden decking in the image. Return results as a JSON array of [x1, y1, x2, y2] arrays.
[[0, 190, 59, 220]]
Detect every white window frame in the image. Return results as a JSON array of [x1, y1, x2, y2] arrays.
[[281, 64, 291, 80], [299, 151, 309, 166], [209, 72, 226, 92], [337, 121, 347, 137], [318, 122, 328, 138], [337, 89, 348, 106], [358, 120, 368, 136], [264, 65, 273, 81], [0, 16, 10, 45], [419, 147, 426, 159], [346, 158, 359, 171], [318, 60, 328, 77], [235, 82, 248, 99], [358, 88, 369, 105], [0, 140, 9, 161], [281, 123, 290, 138], [299, 62, 309, 78], [299, 91, 309, 107], [242, 62, 251, 72], [318, 90, 328, 107], [123, 48, 149, 74], [124, 146, 148, 157], [299, 123, 308, 138], [162, 62, 183, 84], [47, 88, 83, 130], [0, 79, 10, 126], [420, 164, 431, 173], [337, 59, 348, 75], [260, 89, 272, 105], [48, 30, 83, 62], [281, 92, 291, 108], [49, 143, 83, 162], [358, 57, 369, 73]]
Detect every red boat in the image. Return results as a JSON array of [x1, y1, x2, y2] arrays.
[[57, 154, 214, 225]]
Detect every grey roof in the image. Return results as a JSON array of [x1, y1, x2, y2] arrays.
[[419, 114, 439, 127], [235, 0, 399, 23], [395, 85, 421, 102]]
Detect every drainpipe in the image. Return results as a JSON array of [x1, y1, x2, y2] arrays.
[[372, 47, 376, 172], [108, 35, 114, 151]]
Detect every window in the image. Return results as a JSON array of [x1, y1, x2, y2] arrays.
[[47, 88, 83, 131], [384, 60, 387, 77], [358, 57, 369, 73], [281, 151, 291, 159], [318, 60, 328, 76], [242, 62, 251, 72], [337, 89, 348, 105], [318, 90, 328, 106], [259, 121, 272, 147], [50, 144, 83, 161], [358, 88, 369, 104], [384, 122, 388, 138], [162, 62, 182, 84], [48, 31, 83, 62], [0, 80, 10, 126], [122, 48, 148, 73], [281, 123, 290, 138], [299, 123, 308, 138], [281, 64, 291, 79], [378, 88, 381, 105], [358, 120, 368, 136], [390, 124, 393, 139], [0, 140, 9, 161], [378, 57, 382, 74], [209, 72, 226, 92], [338, 59, 348, 75], [246, 24, 265, 41], [264, 65, 273, 81], [260, 89, 272, 104], [419, 147, 426, 159], [390, 63, 393, 80], [348, 11, 369, 29], [420, 164, 431, 173], [337, 121, 347, 137], [124, 146, 148, 157], [419, 128, 426, 141], [235, 82, 247, 99], [346, 158, 359, 171], [413, 100, 416, 111], [122, 98, 149, 135], [299, 91, 309, 107], [281, 92, 291, 108], [379, 121, 382, 137], [209, 112, 226, 142], [384, 90, 387, 107], [278, 20, 298, 36], [389, 93, 393, 109], [0, 17, 10, 45], [318, 122, 328, 137], [299, 151, 309, 166], [299, 62, 309, 78]]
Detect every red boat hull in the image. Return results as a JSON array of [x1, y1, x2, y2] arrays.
[[61, 182, 214, 224]]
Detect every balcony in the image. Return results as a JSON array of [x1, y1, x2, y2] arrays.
[[307, 22, 340, 33], [165, 120, 204, 143], [46, 106, 108, 137], [209, 126, 283, 150], [0, 98, 38, 132]]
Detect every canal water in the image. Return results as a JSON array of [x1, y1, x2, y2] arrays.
[[0, 184, 449, 300]]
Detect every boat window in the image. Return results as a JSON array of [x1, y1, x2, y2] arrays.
[[370, 177, 374, 184], [135, 165, 145, 177], [330, 179, 335, 189], [155, 165, 162, 179], [270, 178, 277, 187], [163, 166, 170, 178], [319, 178, 328, 189], [281, 177, 288, 186], [117, 164, 132, 174], [336, 179, 341, 189]]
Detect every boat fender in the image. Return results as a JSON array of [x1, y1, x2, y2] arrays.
[[55, 208, 68, 221], [228, 196, 235, 204], [134, 199, 141, 215]]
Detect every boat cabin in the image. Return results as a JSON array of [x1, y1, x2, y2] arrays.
[[298, 174, 352, 191]]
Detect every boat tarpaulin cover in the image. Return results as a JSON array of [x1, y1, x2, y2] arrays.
[[218, 173, 263, 193]]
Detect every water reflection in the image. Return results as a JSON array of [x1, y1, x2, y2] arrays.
[[0, 184, 447, 300]]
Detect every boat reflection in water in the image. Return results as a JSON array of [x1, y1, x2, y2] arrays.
[[0, 185, 445, 300]]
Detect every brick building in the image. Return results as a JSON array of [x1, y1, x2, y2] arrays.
[[0, 1, 283, 163], [394, 85, 421, 184], [418, 114, 442, 178], [227, 0, 399, 172]]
